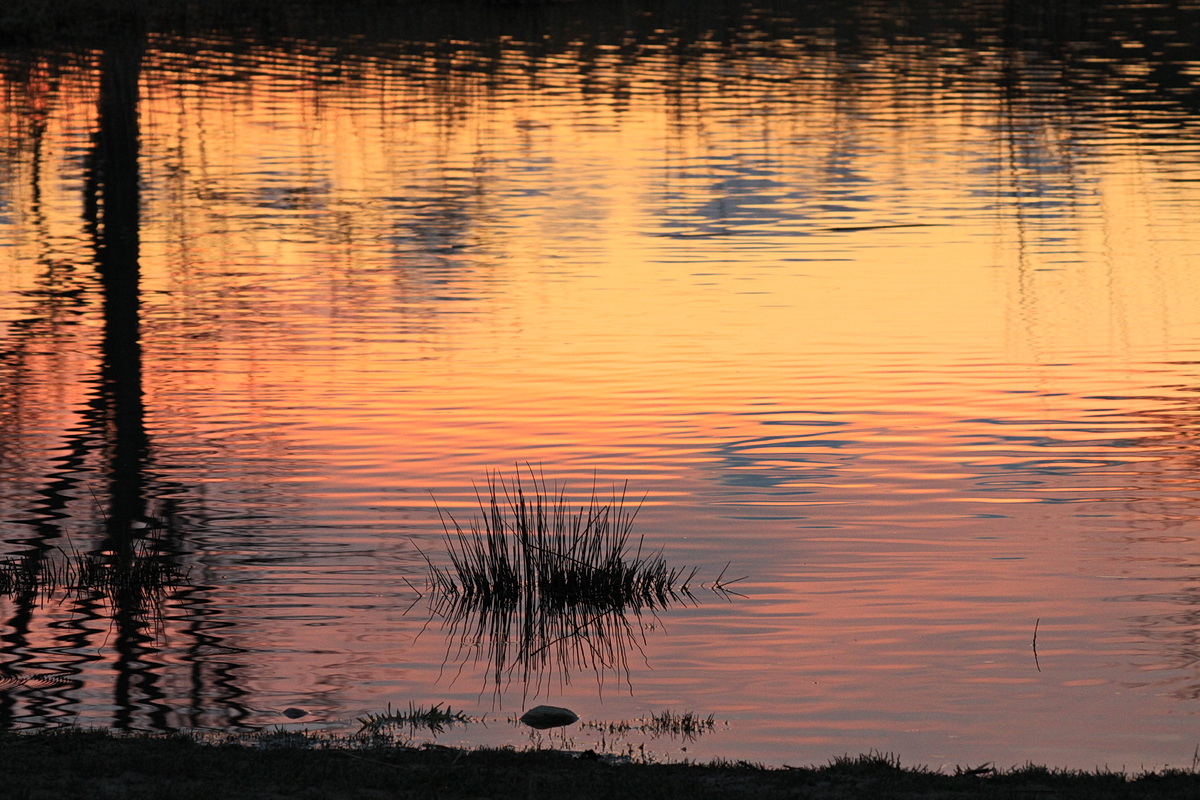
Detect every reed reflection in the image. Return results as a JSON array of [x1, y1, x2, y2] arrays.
[[418, 469, 741, 703]]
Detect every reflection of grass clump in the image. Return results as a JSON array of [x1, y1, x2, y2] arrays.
[[425, 467, 697, 610], [357, 702, 474, 735]]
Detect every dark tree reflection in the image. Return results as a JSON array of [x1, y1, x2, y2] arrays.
[[0, 33, 251, 732], [87, 28, 148, 544]]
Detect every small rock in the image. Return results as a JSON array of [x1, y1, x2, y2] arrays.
[[519, 705, 579, 730], [281, 707, 308, 719]]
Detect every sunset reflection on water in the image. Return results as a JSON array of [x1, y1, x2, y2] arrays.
[[3, 10, 1200, 768]]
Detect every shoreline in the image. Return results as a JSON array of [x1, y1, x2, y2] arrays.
[[3, 728, 1199, 799]]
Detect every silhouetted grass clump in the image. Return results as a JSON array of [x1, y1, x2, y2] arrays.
[[419, 467, 744, 700], [0, 556, 38, 597], [0, 538, 188, 608], [426, 467, 696, 611]]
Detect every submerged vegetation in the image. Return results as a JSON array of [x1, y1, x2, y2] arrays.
[[419, 467, 743, 700], [582, 710, 720, 742], [354, 702, 717, 748]]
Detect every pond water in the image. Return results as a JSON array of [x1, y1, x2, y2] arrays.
[[3, 1, 1200, 771]]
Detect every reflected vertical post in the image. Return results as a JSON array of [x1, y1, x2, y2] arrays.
[[87, 26, 155, 729], [91, 31, 148, 541]]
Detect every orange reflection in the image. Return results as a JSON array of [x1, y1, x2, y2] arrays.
[[3, 35, 1200, 765]]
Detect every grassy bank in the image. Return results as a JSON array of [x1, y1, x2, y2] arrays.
[[2, 728, 1199, 799]]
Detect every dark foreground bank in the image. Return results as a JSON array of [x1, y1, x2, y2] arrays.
[[2, 729, 1199, 800]]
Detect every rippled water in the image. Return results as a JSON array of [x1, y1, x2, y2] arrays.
[[3, 1, 1200, 770]]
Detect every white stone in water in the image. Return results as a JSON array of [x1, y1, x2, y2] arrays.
[[519, 705, 579, 730]]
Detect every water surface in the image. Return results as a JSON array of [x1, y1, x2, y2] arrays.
[[3, 2, 1200, 770]]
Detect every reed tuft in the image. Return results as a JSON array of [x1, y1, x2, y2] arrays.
[[0, 538, 188, 609], [419, 467, 743, 700], [426, 467, 694, 611]]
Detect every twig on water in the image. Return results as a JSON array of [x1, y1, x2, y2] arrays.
[[1033, 617, 1041, 673]]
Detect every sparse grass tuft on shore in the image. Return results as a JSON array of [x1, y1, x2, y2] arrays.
[[357, 701, 475, 735], [583, 710, 719, 742]]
